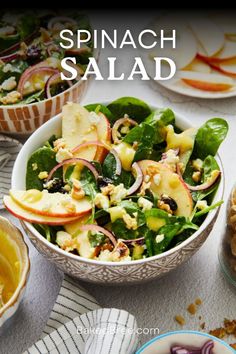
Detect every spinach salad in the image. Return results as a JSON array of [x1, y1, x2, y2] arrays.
[[0, 11, 92, 105], [5, 97, 228, 262]]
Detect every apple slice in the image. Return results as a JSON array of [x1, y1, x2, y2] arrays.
[[4, 196, 80, 225], [64, 214, 91, 236], [62, 103, 98, 161], [210, 40, 236, 62], [210, 58, 236, 78], [10, 189, 92, 218], [94, 112, 111, 162], [189, 17, 224, 57], [138, 160, 193, 217], [178, 71, 234, 91], [183, 57, 211, 73], [149, 14, 197, 70]]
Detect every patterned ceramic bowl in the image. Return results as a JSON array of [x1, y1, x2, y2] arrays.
[[11, 105, 224, 284], [136, 331, 234, 354], [0, 216, 30, 327], [0, 79, 89, 136]]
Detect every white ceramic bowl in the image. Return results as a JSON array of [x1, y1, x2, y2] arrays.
[[11, 104, 224, 284], [0, 216, 30, 327], [136, 331, 234, 354]]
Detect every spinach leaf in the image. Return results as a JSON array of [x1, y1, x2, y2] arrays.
[[145, 108, 175, 144], [102, 153, 134, 188], [85, 103, 114, 123], [144, 229, 155, 257], [112, 220, 147, 240], [79, 167, 98, 198], [153, 224, 182, 255], [119, 200, 146, 227], [18, 90, 44, 105], [33, 223, 63, 243], [17, 13, 39, 39], [123, 123, 155, 161], [26, 147, 62, 190], [193, 118, 228, 160], [107, 97, 151, 123]]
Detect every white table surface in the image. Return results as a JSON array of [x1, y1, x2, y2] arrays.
[[1, 12, 236, 354]]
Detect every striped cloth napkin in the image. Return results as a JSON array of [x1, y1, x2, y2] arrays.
[[0, 134, 22, 209], [24, 276, 138, 354]]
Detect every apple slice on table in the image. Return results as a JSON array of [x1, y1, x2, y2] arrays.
[[62, 103, 98, 161], [10, 189, 92, 218], [4, 196, 81, 225], [204, 40, 236, 62], [209, 58, 236, 78], [183, 57, 211, 74], [189, 17, 224, 57], [138, 160, 193, 218], [178, 71, 234, 91], [94, 112, 111, 162], [149, 14, 197, 70]]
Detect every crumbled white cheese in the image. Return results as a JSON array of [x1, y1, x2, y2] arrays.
[[162, 149, 179, 171], [3, 63, 13, 73], [156, 234, 165, 243], [32, 163, 38, 171], [56, 231, 75, 252], [110, 183, 127, 204], [56, 148, 73, 163], [94, 193, 110, 210], [98, 249, 112, 261], [153, 173, 161, 186], [89, 111, 100, 126], [24, 81, 31, 89], [138, 197, 153, 212], [196, 200, 208, 210], [38, 171, 48, 180], [192, 159, 203, 171], [1, 76, 17, 91]]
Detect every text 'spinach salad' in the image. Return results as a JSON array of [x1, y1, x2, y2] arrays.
[[4, 97, 228, 262], [0, 11, 92, 105]]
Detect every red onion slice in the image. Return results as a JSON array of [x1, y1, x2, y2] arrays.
[[45, 72, 72, 99], [186, 171, 221, 191], [48, 16, 77, 30], [80, 224, 117, 246], [47, 158, 99, 182], [201, 341, 214, 354], [127, 162, 143, 195], [17, 65, 59, 97], [112, 117, 138, 144], [122, 237, 144, 245], [0, 52, 19, 63], [110, 149, 122, 175]]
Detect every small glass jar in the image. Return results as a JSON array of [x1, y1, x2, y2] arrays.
[[219, 186, 236, 287]]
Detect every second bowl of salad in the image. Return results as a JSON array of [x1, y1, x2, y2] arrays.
[[5, 97, 227, 284], [0, 11, 95, 135]]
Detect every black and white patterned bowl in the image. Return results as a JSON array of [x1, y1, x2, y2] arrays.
[[11, 104, 224, 284]]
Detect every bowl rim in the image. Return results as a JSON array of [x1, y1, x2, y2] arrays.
[[136, 330, 235, 353], [0, 216, 30, 318], [0, 48, 99, 110], [12, 101, 225, 266]]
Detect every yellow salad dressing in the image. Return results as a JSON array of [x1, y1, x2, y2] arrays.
[[0, 230, 21, 307]]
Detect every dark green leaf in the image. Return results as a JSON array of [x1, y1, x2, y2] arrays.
[[145, 108, 175, 144], [88, 232, 106, 247], [85, 103, 114, 123], [102, 153, 134, 188], [107, 97, 151, 123], [193, 118, 228, 159], [26, 147, 61, 190]]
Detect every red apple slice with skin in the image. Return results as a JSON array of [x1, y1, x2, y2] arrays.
[[208, 58, 236, 78], [138, 160, 193, 218], [188, 17, 225, 57], [178, 71, 234, 91], [4, 196, 81, 225], [95, 112, 112, 162], [10, 189, 92, 218], [199, 40, 236, 63]]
